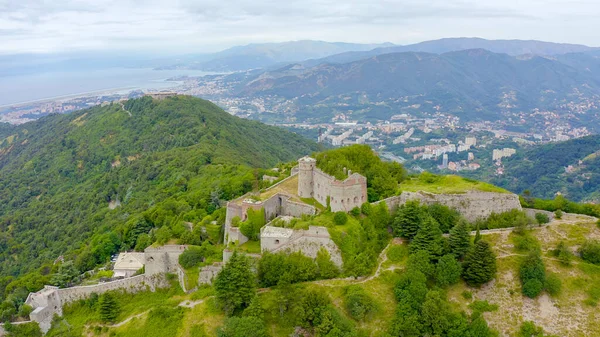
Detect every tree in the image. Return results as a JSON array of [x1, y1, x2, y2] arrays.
[[409, 216, 444, 258], [392, 200, 423, 239], [448, 220, 471, 259], [316, 248, 339, 279], [179, 247, 205, 269], [421, 290, 450, 336], [214, 251, 256, 315], [98, 292, 119, 322], [217, 316, 269, 337], [242, 296, 265, 320], [427, 203, 460, 233], [50, 261, 80, 288], [462, 240, 497, 287], [435, 254, 462, 287], [333, 212, 348, 226]]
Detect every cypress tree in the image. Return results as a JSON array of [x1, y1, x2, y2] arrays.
[[392, 200, 423, 239], [462, 240, 497, 287], [449, 220, 471, 259], [409, 216, 444, 258], [98, 292, 119, 322]]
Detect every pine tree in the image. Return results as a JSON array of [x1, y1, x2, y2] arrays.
[[462, 240, 497, 287], [98, 292, 119, 322], [409, 216, 444, 258], [214, 251, 257, 315], [474, 224, 482, 244], [392, 200, 423, 239], [449, 220, 471, 259]]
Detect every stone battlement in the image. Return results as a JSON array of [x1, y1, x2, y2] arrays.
[[297, 156, 367, 212]]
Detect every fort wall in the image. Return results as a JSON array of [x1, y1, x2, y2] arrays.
[[376, 190, 522, 222]]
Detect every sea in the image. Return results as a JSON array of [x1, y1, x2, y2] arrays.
[[0, 68, 215, 107]]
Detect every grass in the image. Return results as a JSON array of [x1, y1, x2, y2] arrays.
[[184, 267, 200, 291], [300, 197, 326, 212], [399, 174, 509, 194], [238, 240, 262, 254], [259, 174, 300, 201]]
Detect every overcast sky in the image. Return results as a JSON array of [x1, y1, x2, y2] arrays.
[[1, 0, 599, 55]]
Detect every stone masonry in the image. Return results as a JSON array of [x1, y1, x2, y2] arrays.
[[24, 245, 188, 334], [376, 190, 522, 222], [297, 156, 367, 212]]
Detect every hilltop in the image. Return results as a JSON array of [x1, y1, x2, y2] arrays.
[[0, 95, 321, 284]]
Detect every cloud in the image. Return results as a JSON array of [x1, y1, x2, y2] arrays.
[[0, 0, 596, 55]]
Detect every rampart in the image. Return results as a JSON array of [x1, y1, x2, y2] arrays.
[[24, 245, 188, 334], [298, 156, 367, 212], [376, 190, 522, 222], [263, 225, 343, 267]]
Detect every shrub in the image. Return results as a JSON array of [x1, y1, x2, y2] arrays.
[[551, 241, 572, 266], [350, 207, 361, 217], [179, 247, 205, 269], [522, 279, 544, 298], [535, 213, 550, 225], [554, 210, 563, 219], [217, 316, 268, 337], [545, 274, 562, 297], [579, 240, 600, 265], [519, 251, 546, 298], [513, 232, 540, 252], [461, 290, 473, 300], [343, 285, 378, 321], [333, 212, 348, 226]]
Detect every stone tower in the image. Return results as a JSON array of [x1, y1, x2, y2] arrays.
[[297, 156, 316, 198]]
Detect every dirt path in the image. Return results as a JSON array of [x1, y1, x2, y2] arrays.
[[89, 311, 148, 329], [119, 103, 132, 117], [178, 297, 212, 308]]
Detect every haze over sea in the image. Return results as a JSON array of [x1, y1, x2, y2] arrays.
[[0, 68, 213, 107]]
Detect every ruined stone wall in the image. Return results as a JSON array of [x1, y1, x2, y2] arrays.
[[377, 191, 522, 222], [271, 226, 343, 267], [198, 263, 224, 285], [25, 274, 168, 333]]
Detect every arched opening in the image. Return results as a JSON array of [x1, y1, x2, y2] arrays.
[[275, 239, 280, 245], [354, 196, 358, 204]]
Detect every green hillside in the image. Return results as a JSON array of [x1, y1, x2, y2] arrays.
[[484, 135, 600, 202], [0, 96, 320, 291]]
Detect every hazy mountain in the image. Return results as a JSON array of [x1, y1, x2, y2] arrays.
[[237, 49, 600, 120], [307, 37, 599, 66], [157, 40, 395, 71]]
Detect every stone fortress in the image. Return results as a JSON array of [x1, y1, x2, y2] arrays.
[[22, 245, 189, 334], [16, 155, 523, 335]]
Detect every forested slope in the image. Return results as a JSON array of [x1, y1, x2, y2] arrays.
[[486, 135, 600, 201], [0, 96, 320, 286]]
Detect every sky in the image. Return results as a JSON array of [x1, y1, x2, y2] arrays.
[[1, 0, 599, 55]]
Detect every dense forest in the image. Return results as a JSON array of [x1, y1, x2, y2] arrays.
[[0, 96, 320, 305], [484, 135, 600, 201]]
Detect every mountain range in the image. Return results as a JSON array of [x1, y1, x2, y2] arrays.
[[157, 38, 599, 72], [222, 48, 600, 124]]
